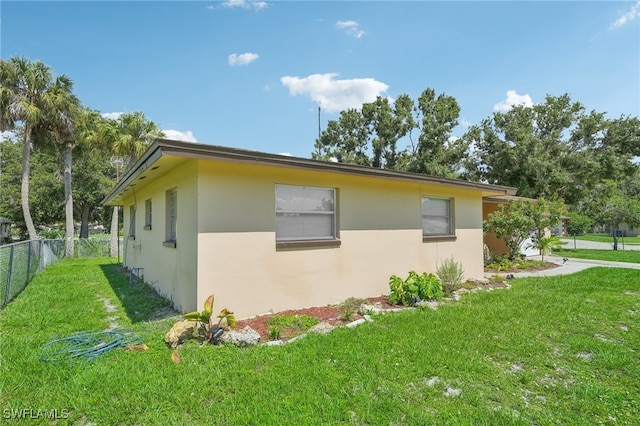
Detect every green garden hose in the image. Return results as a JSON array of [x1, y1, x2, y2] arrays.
[[41, 328, 143, 362]]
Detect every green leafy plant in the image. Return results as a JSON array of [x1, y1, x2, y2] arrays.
[[436, 257, 465, 295], [529, 235, 563, 262], [183, 294, 236, 343], [388, 271, 442, 306], [268, 327, 281, 341], [337, 297, 366, 322]]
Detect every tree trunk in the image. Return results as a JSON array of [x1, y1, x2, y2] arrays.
[[79, 203, 90, 239], [64, 143, 74, 257], [21, 126, 38, 240], [110, 206, 119, 257]]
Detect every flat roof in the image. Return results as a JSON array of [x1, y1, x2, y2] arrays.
[[103, 138, 517, 205]]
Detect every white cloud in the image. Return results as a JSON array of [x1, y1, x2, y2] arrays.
[[228, 52, 259, 66], [281, 73, 389, 113], [610, 1, 640, 29], [335, 20, 365, 38], [162, 129, 198, 143], [102, 112, 123, 120], [222, 0, 268, 11], [493, 90, 534, 113]]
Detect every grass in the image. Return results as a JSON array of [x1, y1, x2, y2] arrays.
[[563, 234, 640, 245], [1, 258, 640, 424], [553, 248, 640, 264]]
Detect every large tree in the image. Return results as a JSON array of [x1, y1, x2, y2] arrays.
[[313, 95, 415, 169], [312, 88, 464, 177], [582, 179, 640, 250], [0, 57, 78, 240], [407, 88, 466, 177], [463, 94, 583, 202]]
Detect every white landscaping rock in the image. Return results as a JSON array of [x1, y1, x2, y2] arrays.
[[220, 325, 260, 347]]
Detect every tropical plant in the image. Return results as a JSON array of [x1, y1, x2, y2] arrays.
[[389, 271, 442, 306], [436, 257, 465, 295], [182, 294, 236, 344], [0, 56, 79, 240], [528, 235, 563, 262]]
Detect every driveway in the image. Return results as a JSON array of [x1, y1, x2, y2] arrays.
[[559, 237, 640, 251]]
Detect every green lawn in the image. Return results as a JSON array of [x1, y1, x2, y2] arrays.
[[564, 234, 640, 245], [1, 258, 639, 425], [553, 248, 640, 264]]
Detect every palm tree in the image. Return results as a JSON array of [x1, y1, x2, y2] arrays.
[[0, 57, 78, 241], [100, 111, 164, 256]]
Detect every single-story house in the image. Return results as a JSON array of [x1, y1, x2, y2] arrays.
[[103, 139, 516, 319], [0, 217, 11, 245]]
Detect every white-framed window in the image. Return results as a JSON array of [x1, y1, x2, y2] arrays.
[[275, 184, 337, 242], [421, 197, 454, 237], [164, 188, 177, 247], [144, 199, 152, 230], [129, 205, 136, 239]]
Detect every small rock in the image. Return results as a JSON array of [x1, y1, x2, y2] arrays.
[[416, 300, 439, 310], [346, 318, 366, 328], [220, 325, 260, 347], [309, 322, 335, 335], [359, 303, 383, 315], [164, 320, 197, 348]]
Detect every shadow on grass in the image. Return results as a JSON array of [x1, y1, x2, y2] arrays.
[[99, 263, 178, 324]]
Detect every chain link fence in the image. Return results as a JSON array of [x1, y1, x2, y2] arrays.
[[1, 238, 122, 309]]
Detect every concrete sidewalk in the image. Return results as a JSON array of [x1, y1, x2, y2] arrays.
[[559, 238, 640, 251], [487, 255, 640, 279]]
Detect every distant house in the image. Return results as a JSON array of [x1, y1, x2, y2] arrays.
[[0, 217, 11, 245], [103, 139, 516, 319]]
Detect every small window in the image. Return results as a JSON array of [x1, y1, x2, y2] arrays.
[[275, 185, 337, 245], [421, 197, 454, 238], [164, 188, 177, 248], [144, 199, 152, 230], [129, 205, 136, 239]]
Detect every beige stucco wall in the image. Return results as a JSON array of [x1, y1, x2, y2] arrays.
[[121, 160, 199, 312], [196, 160, 485, 319]]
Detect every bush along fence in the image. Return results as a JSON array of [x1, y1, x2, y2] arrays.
[[0, 238, 122, 309]]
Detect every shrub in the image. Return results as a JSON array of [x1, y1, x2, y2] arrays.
[[337, 297, 366, 321], [389, 271, 442, 306], [436, 257, 465, 295]]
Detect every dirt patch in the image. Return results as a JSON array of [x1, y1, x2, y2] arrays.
[[234, 296, 397, 343]]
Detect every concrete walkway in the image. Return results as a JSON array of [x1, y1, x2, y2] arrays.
[[496, 255, 640, 278], [559, 237, 640, 251]]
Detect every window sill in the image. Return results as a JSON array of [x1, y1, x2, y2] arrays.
[[422, 235, 457, 243], [276, 239, 341, 250], [163, 240, 177, 248]]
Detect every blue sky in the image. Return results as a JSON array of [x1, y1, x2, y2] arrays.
[[2, 1, 639, 157]]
